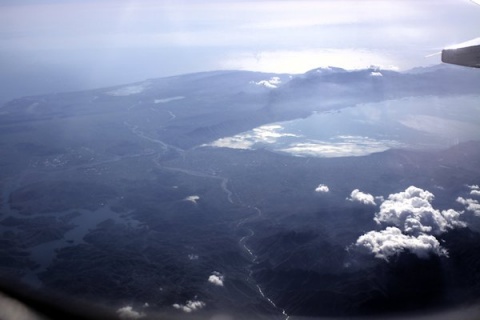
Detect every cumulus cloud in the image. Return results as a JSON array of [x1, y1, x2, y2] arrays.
[[208, 271, 224, 286], [315, 184, 329, 193], [457, 197, 480, 216], [374, 186, 465, 235], [467, 185, 480, 197], [353, 186, 467, 260], [173, 300, 206, 313], [471, 190, 480, 196], [117, 306, 145, 320], [355, 227, 447, 261], [348, 189, 376, 206]]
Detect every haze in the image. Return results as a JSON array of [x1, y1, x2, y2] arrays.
[[1, 0, 479, 103]]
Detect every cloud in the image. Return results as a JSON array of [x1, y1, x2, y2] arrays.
[[279, 135, 403, 158], [117, 306, 145, 320], [353, 186, 467, 260], [208, 271, 224, 286], [471, 190, 480, 197], [457, 197, 480, 216], [355, 227, 447, 261], [315, 184, 329, 193], [467, 185, 480, 197], [251, 76, 282, 89], [206, 125, 298, 150], [348, 189, 376, 206], [184, 195, 200, 204], [374, 186, 465, 235], [173, 300, 206, 313]]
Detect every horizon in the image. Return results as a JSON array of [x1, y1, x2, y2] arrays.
[[0, 62, 455, 103], [1, 0, 479, 103]]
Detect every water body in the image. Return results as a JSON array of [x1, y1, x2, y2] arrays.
[[24, 205, 139, 288], [208, 95, 480, 157]]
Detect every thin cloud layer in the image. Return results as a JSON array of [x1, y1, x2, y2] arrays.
[[315, 184, 329, 193], [354, 186, 466, 260], [208, 271, 224, 286], [348, 189, 376, 206], [374, 186, 465, 235], [173, 300, 206, 313], [355, 227, 447, 261], [206, 125, 298, 150], [279, 135, 403, 158]]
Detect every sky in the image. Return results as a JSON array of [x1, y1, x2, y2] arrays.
[[1, 0, 480, 101]]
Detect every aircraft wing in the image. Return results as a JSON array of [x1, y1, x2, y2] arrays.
[[442, 39, 480, 68]]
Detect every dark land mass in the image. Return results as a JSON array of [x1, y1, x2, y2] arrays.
[[0, 66, 479, 319]]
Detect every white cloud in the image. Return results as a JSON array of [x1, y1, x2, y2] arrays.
[[206, 135, 254, 150], [117, 306, 145, 320], [471, 190, 480, 196], [315, 184, 330, 193], [457, 197, 480, 216], [208, 130, 405, 158], [348, 189, 376, 206], [353, 186, 467, 261], [173, 300, 206, 313], [467, 185, 480, 197], [355, 227, 447, 261], [208, 271, 224, 286], [184, 195, 200, 204], [370, 71, 383, 77], [374, 186, 465, 236], [252, 125, 297, 142], [251, 76, 282, 89], [206, 124, 298, 150], [279, 136, 403, 158]]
